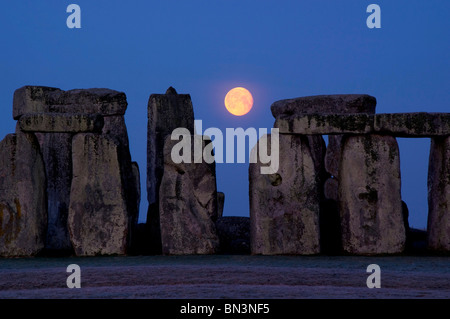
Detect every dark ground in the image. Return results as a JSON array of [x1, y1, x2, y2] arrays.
[[0, 255, 448, 299]]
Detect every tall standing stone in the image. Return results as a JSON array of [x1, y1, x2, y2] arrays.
[[101, 114, 140, 250], [339, 134, 405, 254], [68, 134, 129, 256], [427, 136, 450, 252], [0, 132, 47, 257], [147, 87, 195, 253], [250, 134, 321, 255], [159, 135, 219, 255], [38, 133, 73, 252]]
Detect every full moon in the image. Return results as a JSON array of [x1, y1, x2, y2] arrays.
[[224, 87, 253, 116]]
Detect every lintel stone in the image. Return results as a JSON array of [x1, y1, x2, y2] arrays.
[[13, 86, 127, 119], [19, 113, 104, 133], [274, 112, 450, 137], [274, 113, 374, 135]]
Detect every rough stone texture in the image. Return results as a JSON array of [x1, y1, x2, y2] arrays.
[[102, 116, 130, 149], [147, 87, 195, 253], [275, 112, 450, 137], [13, 86, 127, 119], [375, 113, 450, 137], [271, 94, 376, 118], [68, 134, 129, 256], [102, 115, 139, 249], [274, 113, 374, 135], [427, 136, 450, 252], [338, 134, 406, 255], [215, 217, 250, 254], [216, 192, 225, 220], [18, 113, 104, 133], [0, 131, 47, 257], [159, 135, 219, 255], [250, 134, 321, 255], [38, 133, 73, 252]]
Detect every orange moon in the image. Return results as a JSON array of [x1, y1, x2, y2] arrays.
[[224, 87, 253, 116]]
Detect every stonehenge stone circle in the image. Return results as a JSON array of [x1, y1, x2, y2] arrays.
[[1, 85, 449, 257]]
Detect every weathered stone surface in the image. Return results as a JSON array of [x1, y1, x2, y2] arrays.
[[18, 113, 104, 133], [147, 87, 195, 253], [102, 115, 139, 249], [215, 217, 250, 254], [275, 112, 450, 137], [68, 134, 129, 256], [338, 134, 406, 254], [159, 135, 219, 255], [274, 113, 374, 135], [250, 134, 321, 255], [102, 115, 130, 149], [427, 136, 450, 251], [216, 192, 225, 220], [374, 113, 450, 137], [271, 94, 376, 118], [38, 133, 73, 252], [0, 132, 47, 257], [13, 86, 127, 119]]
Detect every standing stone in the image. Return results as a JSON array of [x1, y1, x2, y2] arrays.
[[68, 134, 129, 256], [147, 87, 195, 253], [0, 132, 47, 257], [339, 134, 405, 254], [38, 133, 73, 252], [159, 135, 219, 255], [250, 134, 321, 255], [102, 115, 140, 249], [427, 136, 450, 252]]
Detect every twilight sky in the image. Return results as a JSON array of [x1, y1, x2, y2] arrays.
[[0, 1, 449, 229]]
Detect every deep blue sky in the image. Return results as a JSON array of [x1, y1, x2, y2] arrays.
[[0, 1, 449, 229]]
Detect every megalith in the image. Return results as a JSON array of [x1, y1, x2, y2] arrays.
[[159, 135, 219, 255], [68, 133, 129, 256], [0, 131, 47, 257], [427, 136, 450, 252], [147, 87, 195, 253], [249, 134, 321, 255], [338, 134, 405, 254], [12, 85, 138, 254]]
